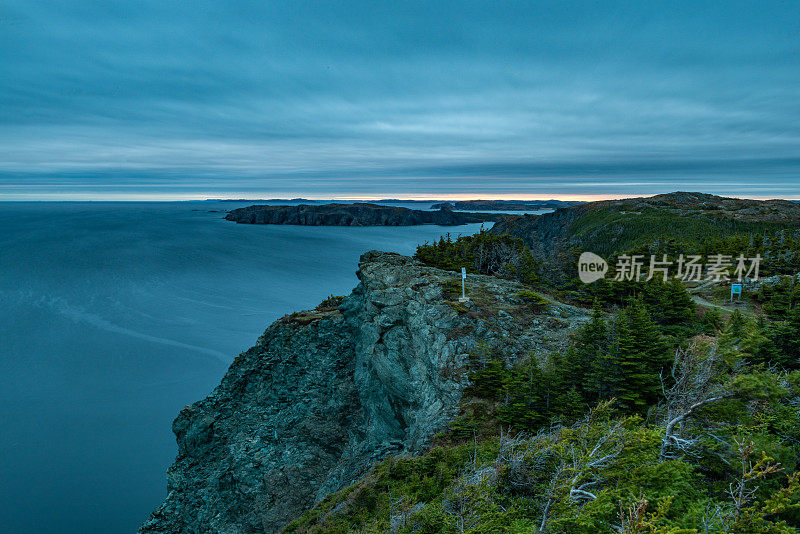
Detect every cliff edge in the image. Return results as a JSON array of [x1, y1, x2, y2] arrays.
[[139, 251, 589, 533]]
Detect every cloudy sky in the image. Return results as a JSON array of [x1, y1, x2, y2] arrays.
[[1, 1, 798, 200]]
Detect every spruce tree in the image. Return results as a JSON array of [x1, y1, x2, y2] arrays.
[[613, 299, 670, 412], [642, 279, 696, 337], [741, 317, 779, 367], [769, 306, 800, 369], [578, 303, 615, 401], [727, 309, 746, 339], [499, 360, 547, 430]]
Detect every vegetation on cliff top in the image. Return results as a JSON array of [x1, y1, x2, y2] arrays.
[[415, 229, 539, 285], [488, 193, 800, 287], [287, 196, 800, 533], [286, 279, 800, 533]]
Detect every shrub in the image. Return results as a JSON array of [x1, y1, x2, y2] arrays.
[[514, 290, 549, 311], [316, 295, 345, 311], [440, 279, 463, 300], [416, 229, 540, 284]]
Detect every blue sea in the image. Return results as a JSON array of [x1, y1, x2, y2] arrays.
[[0, 201, 512, 533]]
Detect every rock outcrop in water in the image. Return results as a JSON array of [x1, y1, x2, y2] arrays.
[[140, 251, 589, 533], [224, 203, 502, 226]]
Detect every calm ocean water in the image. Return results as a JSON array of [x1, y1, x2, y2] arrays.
[[0, 202, 503, 533]]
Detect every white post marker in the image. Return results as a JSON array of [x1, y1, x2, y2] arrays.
[[459, 267, 469, 302], [731, 283, 742, 303]]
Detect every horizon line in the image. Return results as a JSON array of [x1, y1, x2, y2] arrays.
[[2, 192, 800, 202]]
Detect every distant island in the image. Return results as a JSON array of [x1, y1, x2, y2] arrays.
[[207, 198, 585, 210], [223, 203, 504, 226], [430, 199, 583, 211], [209, 198, 436, 204]]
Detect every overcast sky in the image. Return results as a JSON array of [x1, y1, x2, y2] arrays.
[[1, 1, 799, 200]]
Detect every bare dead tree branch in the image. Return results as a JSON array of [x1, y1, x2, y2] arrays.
[[658, 343, 732, 462]]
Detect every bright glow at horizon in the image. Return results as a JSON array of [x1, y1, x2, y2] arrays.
[[3, 192, 799, 203]]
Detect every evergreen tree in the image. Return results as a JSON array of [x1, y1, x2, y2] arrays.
[[612, 299, 671, 412], [702, 306, 723, 334], [741, 317, 780, 367], [554, 386, 586, 423], [769, 306, 800, 369], [642, 279, 696, 337], [498, 360, 548, 430], [727, 309, 746, 339], [760, 277, 800, 319], [549, 302, 616, 404], [579, 303, 616, 401], [466, 355, 507, 400]]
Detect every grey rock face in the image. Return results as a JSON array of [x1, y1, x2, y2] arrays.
[[140, 251, 588, 534]]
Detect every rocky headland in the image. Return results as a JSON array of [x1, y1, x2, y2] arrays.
[[139, 251, 589, 533], [223, 203, 502, 226]]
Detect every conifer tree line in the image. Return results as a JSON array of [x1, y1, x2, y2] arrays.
[[289, 273, 800, 532], [285, 230, 800, 533]]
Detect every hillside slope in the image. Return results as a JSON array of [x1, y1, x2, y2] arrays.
[[490, 192, 800, 281]]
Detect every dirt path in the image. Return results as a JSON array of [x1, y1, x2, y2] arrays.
[[690, 294, 753, 316]]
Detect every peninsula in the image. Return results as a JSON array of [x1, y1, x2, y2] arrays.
[[223, 203, 503, 226]]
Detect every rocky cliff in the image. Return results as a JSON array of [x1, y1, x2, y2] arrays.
[[139, 251, 589, 533], [224, 203, 502, 226]]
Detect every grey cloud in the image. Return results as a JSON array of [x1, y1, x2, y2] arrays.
[[1, 1, 799, 199]]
